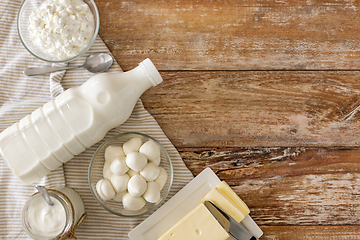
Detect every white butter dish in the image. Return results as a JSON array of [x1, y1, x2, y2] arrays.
[[128, 167, 263, 240]]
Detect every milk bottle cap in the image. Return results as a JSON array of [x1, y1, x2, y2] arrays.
[[139, 58, 163, 86]]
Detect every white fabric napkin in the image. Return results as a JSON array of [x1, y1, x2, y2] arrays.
[[0, 1, 193, 239]]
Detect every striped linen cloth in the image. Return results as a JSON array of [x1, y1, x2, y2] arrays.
[[0, 1, 194, 239]]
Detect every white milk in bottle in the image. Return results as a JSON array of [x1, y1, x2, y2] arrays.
[[0, 58, 163, 184]]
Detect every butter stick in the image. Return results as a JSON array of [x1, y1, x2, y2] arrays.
[[215, 181, 250, 217]]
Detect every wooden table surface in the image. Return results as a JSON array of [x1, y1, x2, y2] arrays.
[[95, 0, 360, 239]]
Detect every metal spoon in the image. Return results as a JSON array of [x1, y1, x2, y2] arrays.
[[24, 53, 114, 76], [35, 185, 54, 206]]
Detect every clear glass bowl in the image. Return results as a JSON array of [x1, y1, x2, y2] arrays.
[[17, 0, 99, 63], [88, 132, 174, 217]]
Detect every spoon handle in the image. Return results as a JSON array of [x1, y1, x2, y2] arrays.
[[35, 185, 54, 206], [24, 65, 81, 76]]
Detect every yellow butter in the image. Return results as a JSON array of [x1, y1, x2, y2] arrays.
[[202, 186, 246, 222], [215, 181, 250, 216], [158, 203, 229, 240]]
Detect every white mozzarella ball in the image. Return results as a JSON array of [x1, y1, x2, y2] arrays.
[[105, 145, 125, 162], [155, 167, 168, 190], [122, 193, 145, 211], [126, 152, 147, 172], [96, 179, 115, 201], [127, 169, 139, 177], [143, 181, 161, 203], [112, 191, 127, 202], [110, 174, 129, 193], [102, 161, 112, 180], [127, 175, 147, 197], [96, 180, 106, 200], [140, 162, 160, 181], [110, 156, 129, 176], [152, 156, 161, 166], [123, 137, 143, 155], [139, 140, 161, 162]]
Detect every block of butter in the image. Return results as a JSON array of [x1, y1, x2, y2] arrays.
[[158, 202, 229, 240], [158, 181, 250, 240], [202, 184, 246, 222]]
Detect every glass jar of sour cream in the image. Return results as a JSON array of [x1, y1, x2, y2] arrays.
[[22, 186, 86, 240]]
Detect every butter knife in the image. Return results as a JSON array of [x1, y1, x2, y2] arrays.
[[204, 201, 258, 240]]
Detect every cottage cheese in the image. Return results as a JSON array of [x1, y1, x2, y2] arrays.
[[28, 0, 95, 60]]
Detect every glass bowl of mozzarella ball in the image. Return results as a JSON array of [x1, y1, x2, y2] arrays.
[[17, 0, 99, 63], [88, 132, 174, 217]]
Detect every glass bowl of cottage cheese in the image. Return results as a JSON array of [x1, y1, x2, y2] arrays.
[[17, 0, 99, 63]]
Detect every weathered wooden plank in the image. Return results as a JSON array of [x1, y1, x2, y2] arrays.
[[141, 70, 360, 147], [261, 226, 360, 239], [179, 147, 360, 225], [94, 0, 360, 237], [96, 0, 360, 70]]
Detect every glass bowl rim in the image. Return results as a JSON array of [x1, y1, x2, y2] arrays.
[[88, 132, 174, 217], [16, 0, 100, 64]]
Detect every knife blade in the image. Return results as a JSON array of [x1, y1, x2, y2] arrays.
[[204, 201, 258, 240]]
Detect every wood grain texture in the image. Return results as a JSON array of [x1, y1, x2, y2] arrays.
[[180, 147, 360, 226], [142, 71, 360, 147], [261, 226, 360, 239], [96, 0, 360, 71], [94, 0, 360, 238]]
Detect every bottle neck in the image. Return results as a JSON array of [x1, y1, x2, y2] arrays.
[[126, 65, 156, 92], [138, 59, 163, 87]]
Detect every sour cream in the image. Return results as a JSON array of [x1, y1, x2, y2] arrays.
[[28, 0, 95, 59], [27, 196, 66, 237]]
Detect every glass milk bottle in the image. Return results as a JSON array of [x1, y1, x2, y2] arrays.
[[22, 186, 86, 240], [0, 58, 163, 184]]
